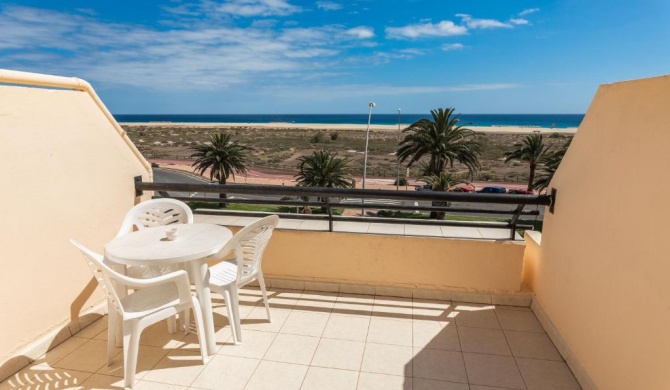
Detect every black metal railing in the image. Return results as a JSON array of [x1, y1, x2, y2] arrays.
[[135, 177, 555, 240]]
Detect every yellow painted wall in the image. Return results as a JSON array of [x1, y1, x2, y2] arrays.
[[527, 75, 670, 389], [262, 230, 526, 292], [0, 76, 150, 357]]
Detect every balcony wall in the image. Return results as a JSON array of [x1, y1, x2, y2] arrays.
[[262, 230, 525, 293], [523, 75, 670, 389], [0, 71, 151, 373]]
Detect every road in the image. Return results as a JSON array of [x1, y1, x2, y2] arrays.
[[152, 168, 544, 221]]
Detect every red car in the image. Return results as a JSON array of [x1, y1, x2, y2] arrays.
[[507, 188, 534, 194], [450, 184, 475, 192]]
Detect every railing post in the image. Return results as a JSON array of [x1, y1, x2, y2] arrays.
[[549, 188, 557, 214], [134, 175, 143, 197], [509, 204, 525, 240], [326, 197, 333, 232]]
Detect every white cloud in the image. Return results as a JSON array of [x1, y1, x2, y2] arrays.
[[509, 18, 529, 25], [217, 0, 300, 17], [346, 26, 374, 39], [386, 20, 467, 39], [519, 8, 540, 16], [316, 1, 341, 11], [441, 43, 464, 51], [0, 5, 381, 90], [456, 14, 512, 29], [264, 82, 521, 99]]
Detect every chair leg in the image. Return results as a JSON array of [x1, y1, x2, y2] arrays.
[[122, 321, 141, 389], [167, 316, 177, 334], [258, 273, 272, 323], [107, 309, 117, 365], [229, 284, 243, 343], [182, 309, 191, 335], [223, 289, 239, 345], [190, 298, 209, 364]]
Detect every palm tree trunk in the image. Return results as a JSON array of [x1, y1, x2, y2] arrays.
[[218, 178, 228, 208], [528, 163, 536, 191]]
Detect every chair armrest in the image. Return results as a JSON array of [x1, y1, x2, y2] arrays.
[[108, 270, 193, 304]]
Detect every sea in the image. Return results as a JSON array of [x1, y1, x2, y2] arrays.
[[115, 114, 583, 129]]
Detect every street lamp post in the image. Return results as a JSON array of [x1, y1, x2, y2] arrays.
[[396, 108, 401, 190], [361, 102, 375, 216]]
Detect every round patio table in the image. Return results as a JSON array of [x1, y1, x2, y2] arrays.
[[105, 223, 233, 355]]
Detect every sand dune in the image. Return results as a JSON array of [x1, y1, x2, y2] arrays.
[[121, 121, 577, 135]]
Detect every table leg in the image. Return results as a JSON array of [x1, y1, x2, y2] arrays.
[[189, 262, 216, 355]]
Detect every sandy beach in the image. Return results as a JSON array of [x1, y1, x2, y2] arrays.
[[121, 122, 577, 135]]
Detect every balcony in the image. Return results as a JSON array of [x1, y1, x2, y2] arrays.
[[1, 286, 579, 390], [2, 70, 670, 390]]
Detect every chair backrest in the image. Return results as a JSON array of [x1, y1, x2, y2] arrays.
[[227, 215, 279, 285], [116, 199, 193, 238], [69, 239, 125, 315]]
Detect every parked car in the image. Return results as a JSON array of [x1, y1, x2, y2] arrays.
[[415, 184, 433, 191], [450, 184, 475, 193], [508, 188, 534, 194], [476, 186, 507, 194]]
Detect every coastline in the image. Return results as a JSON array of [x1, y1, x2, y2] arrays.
[[120, 122, 578, 134]]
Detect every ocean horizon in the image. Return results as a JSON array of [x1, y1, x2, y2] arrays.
[[115, 114, 584, 129]]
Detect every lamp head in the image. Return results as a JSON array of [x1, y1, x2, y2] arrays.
[[369, 102, 375, 108]]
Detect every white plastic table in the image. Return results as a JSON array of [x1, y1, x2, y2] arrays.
[[105, 223, 233, 355]]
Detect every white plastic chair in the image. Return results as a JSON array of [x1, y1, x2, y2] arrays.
[[115, 198, 193, 278], [70, 240, 208, 389], [116, 198, 193, 237], [209, 215, 279, 344], [115, 199, 194, 332]]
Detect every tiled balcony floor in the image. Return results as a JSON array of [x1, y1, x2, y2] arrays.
[[1, 288, 581, 390]]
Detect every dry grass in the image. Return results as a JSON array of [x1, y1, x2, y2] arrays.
[[123, 125, 572, 183]]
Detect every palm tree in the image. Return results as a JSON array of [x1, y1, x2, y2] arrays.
[[295, 151, 353, 212], [504, 133, 551, 191], [533, 138, 572, 191], [190, 133, 250, 207], [295, 150, 353, 188], [421, 172, 454, 219], [397, 107, 481, 177]]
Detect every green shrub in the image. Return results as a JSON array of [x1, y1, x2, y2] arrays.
[[393, 178, 408, 186], [310, 132, 327, 143], [330, 132, 339, 141]]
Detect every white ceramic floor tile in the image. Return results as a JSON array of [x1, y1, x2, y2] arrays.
[[190, 355, 259, 390], [458, 327, 511, 356], [142, 349, 207, 387], [322, 314, 371, 342], [404, 225, 443, 237], [360, 343, 413, 377], [54, 339, 116, 373], [462, 353, 525, 390], [412, 322, 460, 351], [440, 226, 483, 239], [333, 221, 370, 233], [367, 223, 405, 235], [218, 329, 277, 359], [357, 372, 411, 390], [244, 361, 308, 390], [504, 330, 562, 361], [280, 311, 330, 337], [301, 366, 359, 390], [311, 338, 365, 371], [496, 310, 545, 333], [412, 377, 469, 390], [263, 334, 320, 365], [367, 318, 413, 346], [411, 348, 467, 383], [516, 357, 581, 390]]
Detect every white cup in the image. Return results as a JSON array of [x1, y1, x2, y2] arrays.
[[166, 228, 178, 241]]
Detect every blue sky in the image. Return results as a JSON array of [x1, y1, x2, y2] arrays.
[[1, 0, 669, 114]]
